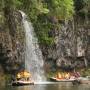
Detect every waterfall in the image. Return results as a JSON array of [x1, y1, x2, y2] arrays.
[[20, 11, 46, 82]]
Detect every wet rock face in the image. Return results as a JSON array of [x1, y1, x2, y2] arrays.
[[0, 65, 6, 86], [87, 29, 90, 60], [0, 9, 90, 73], [41, 19, 90, 69], [0, 11, 25, 74]]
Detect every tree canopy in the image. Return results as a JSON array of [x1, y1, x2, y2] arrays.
[[0, 0, 89, 45]]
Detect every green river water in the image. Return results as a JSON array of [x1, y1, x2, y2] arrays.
[[0, 83, 90, 90]]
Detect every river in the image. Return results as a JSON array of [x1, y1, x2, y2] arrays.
[[0, 82, 90, 90]]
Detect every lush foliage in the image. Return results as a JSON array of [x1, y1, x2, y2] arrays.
[[74, 0, 90, 18], [0, 0, 74, 45], [45, 0, 74, 19], [16, 0, 74, 45], [1, 0, 89, 45]]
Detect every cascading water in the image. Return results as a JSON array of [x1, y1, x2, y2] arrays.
[[20, 11, 46, 82]]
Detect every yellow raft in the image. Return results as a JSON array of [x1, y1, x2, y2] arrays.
[[12, 70, 34, 86]]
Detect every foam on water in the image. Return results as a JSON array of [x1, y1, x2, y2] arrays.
[[34, 81, 57, 84]]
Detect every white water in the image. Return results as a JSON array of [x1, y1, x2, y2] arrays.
[[34, 81, 59, 84], [20, 11, 46, 82]]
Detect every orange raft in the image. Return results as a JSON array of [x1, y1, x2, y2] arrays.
[[50, 72, 76, 82], [12, 71, 34, 86]]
